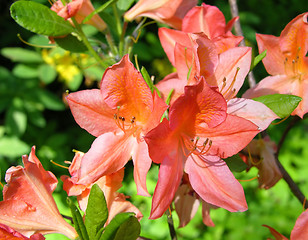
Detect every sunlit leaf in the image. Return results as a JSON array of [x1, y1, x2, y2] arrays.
[[1, 47, 42, 63], [253, 94, 302, 118], [85, 184, 108, 240], [10, 1, 74, 36], [224, 154, 247, 172]]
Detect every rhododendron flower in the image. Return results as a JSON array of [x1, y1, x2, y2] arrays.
[[51, 0, 106, 31], [124, 0, 197, 29], [61, 151, 142, 224], [244, 13, 308, 118], [157, 32, 278, 130], [264, 208, 308, 239], [145, 78, 260, 219], [66, 54, 167, 196], [240, 137, 282, 189], [0, 224, 45, 240], [0, 147, 77, 239]]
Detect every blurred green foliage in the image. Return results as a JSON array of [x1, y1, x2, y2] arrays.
[[0, 0, 308, 239]]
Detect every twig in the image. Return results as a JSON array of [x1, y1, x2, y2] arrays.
[[165, 208, 177, 240], [276, 116, 301, 156], [273, 115, 308, 208], [228, 0, 256, 88]]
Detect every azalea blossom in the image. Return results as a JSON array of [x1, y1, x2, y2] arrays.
[[124, 0, 197, 29], [145, 77, 260, 219], [243, 13, 308, 118], [61, 151, 142, 224], [66, 54, 167, 196], [264, 208, 308, 239], [240, 137, 282, 189], [157, 32, 278, 130], [0, 224, 45, 240], [51, 0, 106, 31], [0, 147, 77, 239]]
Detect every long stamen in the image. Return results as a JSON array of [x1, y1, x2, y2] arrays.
[[50, 160, 69, 169], [221, 67, 240, 98]]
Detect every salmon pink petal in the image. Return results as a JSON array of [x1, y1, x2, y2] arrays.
[[132, 140, 152, 196], [185, 155, 247, 212], [145, 118, 174, 164], [291, 209, 308, 239], [206, 47, 251, 100], [101, 55, 153, 124], [256, 34, 285, 75], [149, 146, 184, 219], [170, 79, 227, 132], [174, 42, 199, 83], [201, 202, 215, 227], [156, 73, 185, 105], [67, 89, 117, 137], [280, 13, 308, 61], [200, 114, 259, 159], [76, 131, 136, 185], [182, 3, 226, 38], [174, 185, 200, 228], [158, 28, 192, 66], [0, 223, 45, 240], [142, 91, 168, 134], [213, 35, 243, 54], [124, 0, 197, 29], [227, 98, 278, 131]]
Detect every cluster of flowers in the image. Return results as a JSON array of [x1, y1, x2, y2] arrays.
[[0, 0, 307, 239]]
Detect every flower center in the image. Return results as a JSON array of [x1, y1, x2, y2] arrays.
[[284, 47, 303, 80], [220, 67, 240, 100], [181, 135, 212, 157], [113, 106, 137, 134]]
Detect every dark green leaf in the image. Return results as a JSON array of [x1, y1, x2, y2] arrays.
[[5, 98, 27, 137], [34, 89, 65, 111], [54, 34, 88, 53], [113, 216, 140, 240], [85, 184, 108, 240], [1, 47, 42, 63], [38, 64, 57, 84], [224, 154, 247, 172], [253, 94, 302, 118], [10, 1, 74, 36], [100, 212, 136, 240], [67, 198, 89, 240], [251, 50, 267, 70]]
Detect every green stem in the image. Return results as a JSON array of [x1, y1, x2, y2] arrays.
[[71, 17, 109, 68], [112, 3, 124, 56]]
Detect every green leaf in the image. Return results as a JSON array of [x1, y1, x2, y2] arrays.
[[253, 94, 302, 118], [54, 34, 88, 53], [5, 98, 27, 137], [99, 212, 136, 240], [13, 64, 38, 79], [67, 198, 89, 240], [34, 89, 65, 111], [0, 137, 30, 158], [117, 0, 135, 11], [1, 47, 42, 63], [251, 50, 267, 70], [38, 64, 57, 84], [85, 184, 108, 240], [113, 216, 140, 240], [224, 154, 247, 172], [141, 66, 154, 93], [67, 72, 83, 91], [10, 1, 74, 36]]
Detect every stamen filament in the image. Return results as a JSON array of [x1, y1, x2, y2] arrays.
[[50, 160, 69, 169]]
